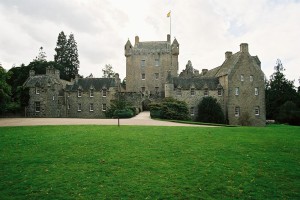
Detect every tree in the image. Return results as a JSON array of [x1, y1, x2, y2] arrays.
[[54, 31, 79, 81], [0, 64, 12, 114], [277, 101, 300, 125], [197, 96, 224, 124], [34, 46, 47, 62], [66, 33, 80, 80], [265, 59, 298, 119], [102, 64, 115, 78]]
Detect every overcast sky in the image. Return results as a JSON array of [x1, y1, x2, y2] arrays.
[[1, 0, 299, 86]]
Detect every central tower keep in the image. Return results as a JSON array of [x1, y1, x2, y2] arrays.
[[125, 34, 179, 96]]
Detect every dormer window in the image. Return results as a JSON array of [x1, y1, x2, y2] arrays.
[[90, 89, 94, 97], [78, 90, 82, 97], [177, 88, 182, 96], [102, 89, 107, 97], [204, 88, 208, 96], [191, 88, 195, 96], [35, 87, 40, 94], [218, 88, 222, 96]]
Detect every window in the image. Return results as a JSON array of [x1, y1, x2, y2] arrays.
[[102, 103, 106, 111], [90, 103, 94, 111], [141, 60, 145, 67], [68, 104, 70, 110], [204, 88, 208, 96], [102, 89, 107, 97], [235, 87, 239, 96], [141, 87, 146, 93], [250, 75, 253, 82], [241, 74, 244, 82], [191, 88, 195, 96], [155, 59, 159, 67], [255, 106, 260, 116], [35, 87, 40, 94], [78, 103, 82, 111], [218, 88, 222, 96], [35, 102, 40, 112], [78, 90, 82, 97], [142, 73, 145, 80], [235, 107, 240, 117], [255, 87, 259, 96], [155, 73, 159, 80], [52, 95, 55, 101], [190, 107, 195, 116], [90, 89, 94, 97], [155, 87, 159, 94], [177, 88, 182, 95]]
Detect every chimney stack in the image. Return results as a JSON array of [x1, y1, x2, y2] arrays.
[[240, 43, 249, 53], [29, 70, 35, 77], [202, 69, 208, 75], [135, 36, 139, 45], [225, 51, 232, 60]]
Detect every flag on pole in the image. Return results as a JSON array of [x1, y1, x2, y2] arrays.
[[167, 11, 171, 17]]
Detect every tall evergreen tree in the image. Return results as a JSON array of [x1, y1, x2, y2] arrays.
[[34, 46, 47, 62], [66, 33, 80, 80], [54, 31, 68, 64], [265, 59, 298, 119]]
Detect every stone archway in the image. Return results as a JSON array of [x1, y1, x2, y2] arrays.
[[142, 99, 151, 111]]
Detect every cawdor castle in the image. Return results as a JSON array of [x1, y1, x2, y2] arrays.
[[24, 34, 266, 126]]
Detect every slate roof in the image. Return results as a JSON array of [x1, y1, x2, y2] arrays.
[[173, 77, 220, 90], [66, 78, 116, 91], [134, 41, 171, 51], [23, 75, 61, 87]]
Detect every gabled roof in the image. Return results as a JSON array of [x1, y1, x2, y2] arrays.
[[173, 77, 219, 90], [66, 78, 116, 91], [203, 52, 242, 78], [23, 75, 61, 87]]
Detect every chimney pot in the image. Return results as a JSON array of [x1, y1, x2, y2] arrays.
[[202, 69, 208, 75], [240, 43, 249, 53], [135, 36, 139, 45], [225, 51, 232, 60], [167, 34, 170, 42]]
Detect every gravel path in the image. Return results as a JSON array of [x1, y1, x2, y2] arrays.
[[0, 112, 216, 127]]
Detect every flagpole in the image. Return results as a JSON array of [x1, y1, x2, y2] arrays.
[[170, 11, 171, 40]]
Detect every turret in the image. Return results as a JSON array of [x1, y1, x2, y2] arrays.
[[124, 39, 132, 57], [171, 38, 179, 55]]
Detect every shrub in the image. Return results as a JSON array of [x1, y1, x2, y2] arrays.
[[113, 109, 134, 119], [277, 101, 300, 126], [149, 98, 190, 120], [197, 96, 225, 124]]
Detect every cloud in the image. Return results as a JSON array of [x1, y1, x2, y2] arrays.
[[0, 0, 299, 86]]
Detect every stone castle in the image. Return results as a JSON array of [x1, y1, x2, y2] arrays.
[[24, 34, 266, 126]]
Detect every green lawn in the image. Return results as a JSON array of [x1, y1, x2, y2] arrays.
[[0, 125, 299, 199]]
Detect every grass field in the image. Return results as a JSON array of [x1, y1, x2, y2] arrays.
[[0, 125, 299, 199]]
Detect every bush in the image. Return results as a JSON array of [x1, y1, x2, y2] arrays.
[[277, 101, 300, 126], [197, 96, 225, 124], [113, 109, 134, 119], [149, 98, 190, 120]]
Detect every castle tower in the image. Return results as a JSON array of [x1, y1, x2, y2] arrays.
[[125, 35, 179, 95]]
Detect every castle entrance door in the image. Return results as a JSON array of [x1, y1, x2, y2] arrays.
[[142, 99, 151, 111]]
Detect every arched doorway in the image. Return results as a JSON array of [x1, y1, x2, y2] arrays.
[[142, 99, 151, 111]]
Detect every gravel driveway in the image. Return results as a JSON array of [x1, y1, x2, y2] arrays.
[[0, 112, 215, 127]]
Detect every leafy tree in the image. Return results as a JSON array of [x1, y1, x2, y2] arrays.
[[197, 96, 224, 124], [34, 46, 47, 62], [0, 64, 12, 114], [102, 64, 115, 78], [265, 59, 298, 119]]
